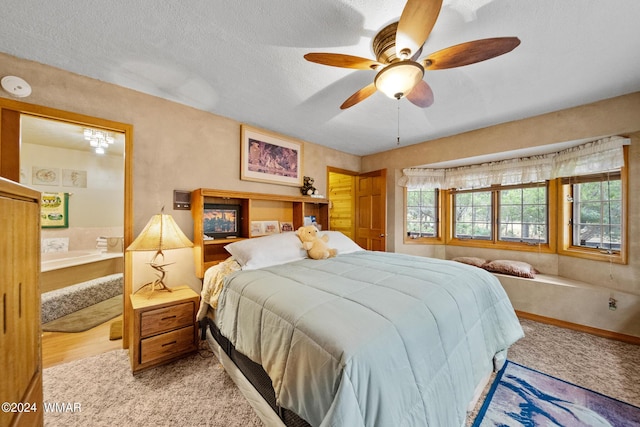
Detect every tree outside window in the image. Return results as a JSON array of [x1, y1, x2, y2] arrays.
[[406, 188, 438, 238], [499, 186, 547, 244], [452, 183, 548, 246], [454, 191, 492, 240], [571, 176, 621, 251]]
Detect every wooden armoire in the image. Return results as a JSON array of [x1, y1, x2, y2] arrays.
[[0, 177, 43, 427]]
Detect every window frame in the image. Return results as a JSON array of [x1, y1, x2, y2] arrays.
[[557, 147, 628, 264], [403, 187, 444, 244], [444, 181, 557, 254]]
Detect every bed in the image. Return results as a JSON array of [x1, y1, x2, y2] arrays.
[[198, 231, 524, 427]]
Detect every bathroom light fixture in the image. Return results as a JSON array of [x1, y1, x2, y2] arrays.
[[374, 61, 425, 100], [84, 128, 115, 154], [127, 208, 194, 293]]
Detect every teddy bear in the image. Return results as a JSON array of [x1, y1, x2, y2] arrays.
[[295, 225, 337, 260], [300, 176, 318, 196]]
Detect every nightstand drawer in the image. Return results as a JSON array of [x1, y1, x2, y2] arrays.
[[130, 286, 200, 373], [140, 325, 195, 364], [140, 301, 194, 338]]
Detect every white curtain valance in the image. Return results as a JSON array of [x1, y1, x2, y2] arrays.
[[399, 136, 630, 189], [552, 136, 628, 178], [397, 168, 445, 188]]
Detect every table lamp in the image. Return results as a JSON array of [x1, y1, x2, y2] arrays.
[[127, 208, 194, 293]]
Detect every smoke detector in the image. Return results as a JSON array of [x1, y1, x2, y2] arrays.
[[1, 76, 32, 98]]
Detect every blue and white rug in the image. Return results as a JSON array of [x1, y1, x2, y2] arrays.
[[472, 361, 640, 427]]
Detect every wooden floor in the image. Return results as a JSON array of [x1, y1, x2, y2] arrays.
[[41, 315, 124, 369]]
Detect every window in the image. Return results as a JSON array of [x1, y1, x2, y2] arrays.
[[557, 146, 628, 263], [453, 190, 492, 240], [563, 172, 622, 252], [449, 182, 550, 251], [405, 188, 440, 240], [499, 185, 547, 244], [572, 175, 621, 251], [401, 138, 628, 262]]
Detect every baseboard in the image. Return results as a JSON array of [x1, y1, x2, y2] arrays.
[[516, 310, 640, 346]]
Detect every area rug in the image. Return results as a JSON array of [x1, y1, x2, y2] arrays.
[[472, 361, 640, 426], [43, 346, 263, 426], [42, 294, 122, 333]]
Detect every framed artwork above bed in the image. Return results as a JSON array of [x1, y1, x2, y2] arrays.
[[240, 124, 303, 187]]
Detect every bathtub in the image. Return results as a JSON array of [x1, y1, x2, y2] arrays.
[[41, 250, 124, 293], [41, 250, 122, 271]]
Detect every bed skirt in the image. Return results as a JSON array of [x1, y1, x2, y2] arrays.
[[202, 317, 312, 427]]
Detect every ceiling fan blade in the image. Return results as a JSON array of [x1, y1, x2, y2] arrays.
[[304, 53, 382, 70], [396, 0, 443, 59], [340, 83, 377, 109], [423, 37, 521, 70], [406, 80, 434, 108]]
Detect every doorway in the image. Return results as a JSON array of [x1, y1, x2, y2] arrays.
[[327, 167, 357, 239], [327, 167, 387, 251], [0, 98, 133, 366]]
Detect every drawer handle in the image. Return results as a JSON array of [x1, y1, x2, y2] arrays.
[[18, 283, 22, 318], [161, 315, 177, 321], [162, 341, 177, 347]]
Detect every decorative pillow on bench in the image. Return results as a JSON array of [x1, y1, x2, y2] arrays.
[[451, 256, 488, 268], [483, 259, 537, 278]]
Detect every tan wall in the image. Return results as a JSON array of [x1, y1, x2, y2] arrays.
[[0, 52, 361, 241], [0, 52, 360, 292]]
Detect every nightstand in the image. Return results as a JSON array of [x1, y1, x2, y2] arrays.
[[129, 286, 200, 373]]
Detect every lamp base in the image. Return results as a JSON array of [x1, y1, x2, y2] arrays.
[[139, 279, 173, 294], [138, 260, 175, 295]]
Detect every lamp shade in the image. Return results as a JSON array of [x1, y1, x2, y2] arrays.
[[374, 61, 425, 99], [127, 213, 193, 252]]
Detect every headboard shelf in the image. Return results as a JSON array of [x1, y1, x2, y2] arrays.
[[191, 188, 329, 278]]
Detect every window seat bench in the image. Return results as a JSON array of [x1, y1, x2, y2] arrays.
[[492, 272, 640, 344]]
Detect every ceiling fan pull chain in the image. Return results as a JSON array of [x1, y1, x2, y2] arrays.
[[397, 98, 401, 146]]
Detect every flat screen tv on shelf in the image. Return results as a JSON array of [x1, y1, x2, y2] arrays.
[[202, 203, 241, 239]]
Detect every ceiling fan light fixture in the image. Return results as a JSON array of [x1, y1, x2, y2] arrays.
[[374, 61, 424, 99]]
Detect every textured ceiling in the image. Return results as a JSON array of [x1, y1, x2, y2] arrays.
[[1, 0, 639, 156]]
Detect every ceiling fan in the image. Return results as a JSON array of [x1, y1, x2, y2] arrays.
[[304, 0, 520, 110]]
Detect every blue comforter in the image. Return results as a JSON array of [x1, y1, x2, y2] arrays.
[[215, 251, 524, 426]]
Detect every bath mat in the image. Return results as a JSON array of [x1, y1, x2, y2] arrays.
[[472, 360, 640, 426], [109, 319, 123, 340], [41, 273, 123, 323], [42, 294, 122, 333]]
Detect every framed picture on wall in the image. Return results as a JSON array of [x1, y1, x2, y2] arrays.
[[41, 192, 69, 228], [240, 125, 303, 187], [32, 166, 60, 186], [62, 169, 87, 188]]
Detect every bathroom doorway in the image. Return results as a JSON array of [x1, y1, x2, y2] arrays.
[[21, 115, 126, 365], [0, 98, 133, 366]]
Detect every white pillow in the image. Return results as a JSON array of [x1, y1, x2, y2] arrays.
[[225, 232, 306, 270], [319, 231, 364, 254]]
